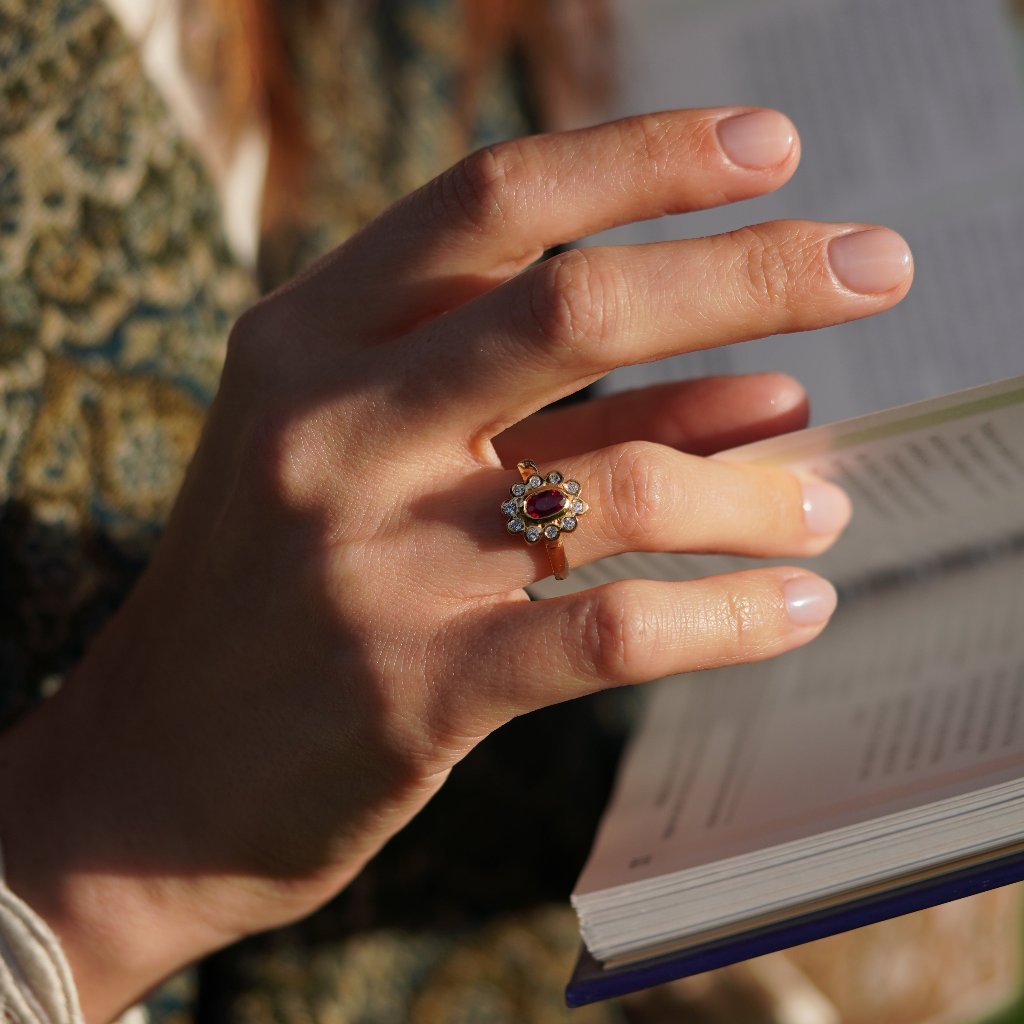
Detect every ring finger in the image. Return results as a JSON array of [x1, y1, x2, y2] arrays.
[[420, 441, 850, 595]]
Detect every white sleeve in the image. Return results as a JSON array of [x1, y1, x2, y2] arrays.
[[0, 866, 148, 1024], [0, 874, 83, 1024]]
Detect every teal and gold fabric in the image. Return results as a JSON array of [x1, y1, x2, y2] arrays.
[[0, 0, 255, 725]]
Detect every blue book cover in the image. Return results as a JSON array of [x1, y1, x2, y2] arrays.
[[567, 848, 1024, 1006]]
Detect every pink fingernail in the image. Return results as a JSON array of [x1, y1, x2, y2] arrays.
[[716, 110, 795, 169], [785, 576, 838, 626], [828, 228, 912, 294], [801, 479, 852, 536]]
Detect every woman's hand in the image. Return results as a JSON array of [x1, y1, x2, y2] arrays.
[[0, 107, 911, 1021]]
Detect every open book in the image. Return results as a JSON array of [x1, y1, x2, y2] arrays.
[[525, 0, 1024, 1007], [528, 376, 1024, 1004]]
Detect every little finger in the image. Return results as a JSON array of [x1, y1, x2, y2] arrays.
[[458, 569, 837, 717]]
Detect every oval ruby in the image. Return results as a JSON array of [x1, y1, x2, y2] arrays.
[[524, 487, 566, 520]]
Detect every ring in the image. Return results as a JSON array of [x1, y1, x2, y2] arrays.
[[501, 459, 588, 580]]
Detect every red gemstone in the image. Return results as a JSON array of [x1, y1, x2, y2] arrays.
[[524, 487, 566, 520]]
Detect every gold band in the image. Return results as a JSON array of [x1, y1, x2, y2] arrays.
[[544, 537, 569, 581]]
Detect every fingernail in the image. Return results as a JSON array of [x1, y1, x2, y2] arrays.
[[828, 228, 912, 294], [801, 478, 852, 535], [785, 576, 838, 626], [716, 110, 795, 169]]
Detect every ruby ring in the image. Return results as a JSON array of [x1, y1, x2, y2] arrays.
[[501, 459, 588, 580]]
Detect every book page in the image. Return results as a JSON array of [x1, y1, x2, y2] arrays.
[[528, 375, 1024, 599], [574, 544, 1024, 896], [719, 374, 1024, 587], [590, 0, 1024, 419]]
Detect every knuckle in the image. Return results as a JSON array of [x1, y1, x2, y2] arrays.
[[731, 224, 801, 312], [436, 141, 526, 234], [236, 404, 317, 506], [221, 311, 327, 506], [621, 113, 680, 181], [712, 585, 772, 662], [224, 301, 279, 383], [764, 468, 804, 530], [518, 249, 617, 363], [575, 583, 653, 685], [408, 624, 481, 758], [224, 296, 313, 394], [604, 441, 678, 544], [739, 467, 810, 550]]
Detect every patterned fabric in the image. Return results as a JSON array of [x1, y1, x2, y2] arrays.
[[0, 0, 255, 724], [256, 0, 531, 289]]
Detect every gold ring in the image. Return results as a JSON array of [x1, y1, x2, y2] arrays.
[[501, 459, 588, 580]]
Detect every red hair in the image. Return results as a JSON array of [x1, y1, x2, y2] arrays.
[[180, 0, 612, 236]]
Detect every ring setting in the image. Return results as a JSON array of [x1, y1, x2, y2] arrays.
[[502, 460, 588, 579]]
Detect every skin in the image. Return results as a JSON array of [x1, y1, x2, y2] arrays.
[[0, 107, 912, 1021]]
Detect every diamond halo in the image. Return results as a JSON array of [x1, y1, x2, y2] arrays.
[[501, 461, 589, 554]]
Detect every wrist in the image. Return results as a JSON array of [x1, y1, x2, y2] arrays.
[[0, 575, 390, 1022], [0, 610, 240, 1021]]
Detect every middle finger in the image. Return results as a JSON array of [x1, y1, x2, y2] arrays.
[[399, 220, 912, 446]]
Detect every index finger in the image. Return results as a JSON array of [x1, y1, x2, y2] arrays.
[[298, 108, 800, 338]]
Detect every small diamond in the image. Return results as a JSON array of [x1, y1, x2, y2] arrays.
[[562, 516, 577, 531], [547, 471, 563, 484], [507, 518, 525, 534], [525, 526, 541, 543], [544, 524, 560, 540], [572, 499, 584, 514], [501, 499, 517, 516], [565, 480, 581, 495], [528, 474, 543, 488], [511, 483, 526, 497]]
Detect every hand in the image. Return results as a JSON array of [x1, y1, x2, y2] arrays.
[[0, 107, 911, 1021]]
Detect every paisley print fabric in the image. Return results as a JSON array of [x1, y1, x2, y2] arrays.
[[0, 0, 255, 723]]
